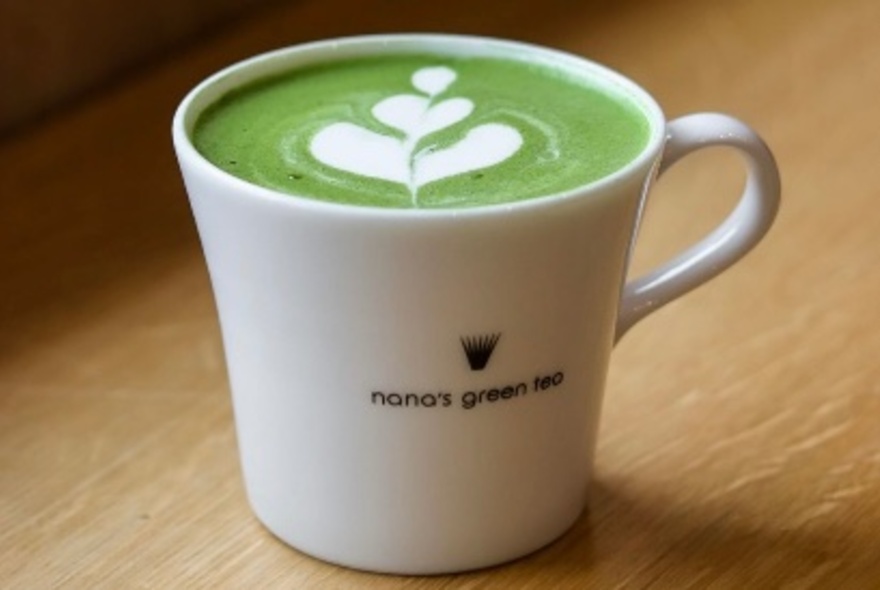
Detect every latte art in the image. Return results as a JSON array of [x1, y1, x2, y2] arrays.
[[194, 54, 651, 208], [309, 66, 523, 206]]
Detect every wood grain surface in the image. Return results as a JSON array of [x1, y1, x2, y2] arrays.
[[2, 0, 879, 587]]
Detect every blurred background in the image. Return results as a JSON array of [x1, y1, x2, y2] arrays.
[[1, 0, 280, 134], [0, 0, 800, 134]]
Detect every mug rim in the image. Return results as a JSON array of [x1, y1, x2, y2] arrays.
[[172, 33, 667, 218]]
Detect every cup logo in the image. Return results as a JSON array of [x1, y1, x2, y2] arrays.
[[460, 333, 502, 371], [310, 67, 523, 207]]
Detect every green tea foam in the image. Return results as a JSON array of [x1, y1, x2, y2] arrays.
[[193, 54, 651, 209]]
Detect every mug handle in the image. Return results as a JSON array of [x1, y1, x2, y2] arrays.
[[615, 113, 781, 342]]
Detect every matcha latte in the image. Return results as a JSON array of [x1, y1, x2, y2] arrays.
[[193, 54, 651, 209]]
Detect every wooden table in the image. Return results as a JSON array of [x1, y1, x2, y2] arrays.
[[3, 0, 879, 587]]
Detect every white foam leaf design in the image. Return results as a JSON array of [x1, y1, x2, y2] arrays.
[[372, 96, 473, 139], [311, 122, 408, 185], [415, 123, 523, 187], [308, 65, 523, 206], [420, 98, 474, 137], [412, 66, 456, 96], [372, 94, 429, 134]]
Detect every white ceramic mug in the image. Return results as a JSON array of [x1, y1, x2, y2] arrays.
[[172, 34, 780, 574]]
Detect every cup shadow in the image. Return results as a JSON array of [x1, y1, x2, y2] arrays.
[[503, 476, 880, 587]]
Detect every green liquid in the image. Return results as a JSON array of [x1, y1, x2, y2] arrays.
[[193, 54, 651, 209]]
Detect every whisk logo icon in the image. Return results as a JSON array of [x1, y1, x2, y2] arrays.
[[460, 333, 501, 371]]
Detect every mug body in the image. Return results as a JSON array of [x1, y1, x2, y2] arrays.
[[173, 34, 665, 574]]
